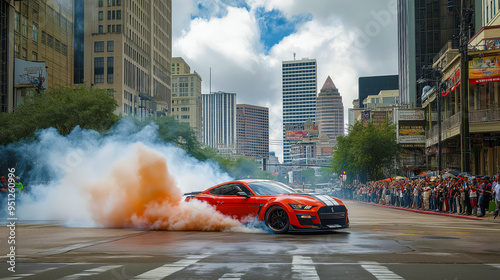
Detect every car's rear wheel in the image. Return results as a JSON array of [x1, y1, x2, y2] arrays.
[[265, 205, 289, 234]]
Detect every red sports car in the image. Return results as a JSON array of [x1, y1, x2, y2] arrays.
[[185, 179, 349, 233]]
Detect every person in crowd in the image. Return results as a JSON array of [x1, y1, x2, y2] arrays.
[[423, 186, 431, 210], [0, 176, 7, 193], [478, 176, 492, 217], [459, 181, 466, 214], [492, 175, 500, 219], [469, 177, 479, 216]]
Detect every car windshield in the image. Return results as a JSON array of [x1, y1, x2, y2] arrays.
[[247, 181, 298, 196]]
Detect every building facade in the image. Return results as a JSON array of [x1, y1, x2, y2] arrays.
[[171, 57, 202, 140], [0, 0, 14, 112], [202, 91, 237, 155], [397, 0, 480, 108], [315, 76, 344, 141], [6, 0, 74, 109], [282, 58, 317, 163], [236, 104, 269, 159], [76, 0, 172, 117]]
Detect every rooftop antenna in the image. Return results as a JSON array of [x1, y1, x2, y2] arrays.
[[293, 52, 296, 60]]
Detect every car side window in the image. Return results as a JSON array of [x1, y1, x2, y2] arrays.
[[209, 184, 252, 196]]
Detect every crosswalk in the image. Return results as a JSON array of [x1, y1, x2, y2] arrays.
[[1, 257, 500, 280]]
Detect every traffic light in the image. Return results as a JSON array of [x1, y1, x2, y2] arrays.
[[340, 174, 343, 179], [262, 158, 267, 171], [343, 171, 346, 175]]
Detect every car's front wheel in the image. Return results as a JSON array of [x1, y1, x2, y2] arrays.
[[265, 205, 289, 234]]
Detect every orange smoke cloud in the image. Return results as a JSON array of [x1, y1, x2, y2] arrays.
[[87, 144, 242, 231]]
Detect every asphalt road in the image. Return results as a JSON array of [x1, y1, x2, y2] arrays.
[[1, 200, 499, 279]]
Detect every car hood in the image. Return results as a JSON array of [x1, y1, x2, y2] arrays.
[[277, 193, 342, 207]]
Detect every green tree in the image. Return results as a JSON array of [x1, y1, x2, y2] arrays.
[[331, 121, 399, 183], [0, 86, 118, 145]]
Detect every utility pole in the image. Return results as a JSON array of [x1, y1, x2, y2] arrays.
[[459, 0, 472, 173]]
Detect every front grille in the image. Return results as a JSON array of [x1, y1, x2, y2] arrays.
[[317, 206, 347, 227]]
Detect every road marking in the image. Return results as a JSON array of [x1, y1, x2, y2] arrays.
[[134, 255, 207, 279], [292, 256, 319, 280], [61, 265, 122, 279], [219, 273, 244, 280], [0, 267, 58, 280], [360, 261, 405, 280], [488, 264, 500, 269]]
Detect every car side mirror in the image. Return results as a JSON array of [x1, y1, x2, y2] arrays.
[[237, 192, 250, 197]]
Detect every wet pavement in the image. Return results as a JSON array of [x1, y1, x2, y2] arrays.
[[1, 200, 499, 279]]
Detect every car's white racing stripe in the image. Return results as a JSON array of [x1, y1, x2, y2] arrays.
[[314, 195, 339, 206]]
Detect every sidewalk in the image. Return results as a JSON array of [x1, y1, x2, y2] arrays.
[[353, 200, 498, 221]]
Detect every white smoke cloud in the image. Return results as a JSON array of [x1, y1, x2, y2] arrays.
[[4, 119, 261, 232]]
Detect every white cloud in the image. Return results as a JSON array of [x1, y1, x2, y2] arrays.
[[172, 0, 398, 161]]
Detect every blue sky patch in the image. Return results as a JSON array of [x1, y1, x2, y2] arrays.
[[255, 8, 312, 53]]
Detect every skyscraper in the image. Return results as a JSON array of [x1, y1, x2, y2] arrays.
[[236, 104, 269, 159], [397, 0, 480, 107], [0, 0, 14, 112], [315, 76, 344, 141], [282, 58, 317, 163], [75, 0, 172, 117], [202, 91, 237, 155], [171, 57, 202, 141]]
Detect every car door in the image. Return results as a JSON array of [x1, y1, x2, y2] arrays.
[[211, 183, 260, 220]]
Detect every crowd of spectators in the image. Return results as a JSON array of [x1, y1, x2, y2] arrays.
[[337, 174, 500, 218]]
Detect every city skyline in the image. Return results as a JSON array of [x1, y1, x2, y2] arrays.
[[172, 0, 398, 161]]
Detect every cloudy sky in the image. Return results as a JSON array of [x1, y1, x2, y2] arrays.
[[172, 0, 399, 161]]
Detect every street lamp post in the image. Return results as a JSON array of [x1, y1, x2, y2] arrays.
[[418, 67, 442, 174]]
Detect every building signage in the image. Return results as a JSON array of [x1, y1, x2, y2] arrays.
[[371, 111, 387, 126], [399, 125, 425, 144], [485, 39, 500, 50], [469, 55, 500, 84], [398, 110, 425, 121], [442, 68, 460, 97], [14, 58, 48, 89], [285, 123, 318, 141]]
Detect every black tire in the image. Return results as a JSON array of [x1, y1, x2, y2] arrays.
[[265, 205, 289, 234]]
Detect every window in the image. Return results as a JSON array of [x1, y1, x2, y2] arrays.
[[62, 44, 68, 56], [107, 10, 111, 20], [112, 25, 115, 32], [32, 51, 37, 61], [47, 34, 53, 47], [14, 13, 19, 31], [94, 57, 104, 83], [94, 41, 104, 52], [112, 11, 115, 19], [117, 10, 121, 19], [107, 25, 111, 33], [107, 57, 114, 83], [117, 0, 121, 6], [41, 31, 46, 44], [21, 16, 27, 37], [32, 24, 38, 41], [107, 40, 114, 52], [98, 25, 103, 33], [98, 0, 103, 7], [209, 184, 251, 196], [98, 11, 103, 20], [55, 39, 61, 52], [116, 24, 121, 33]]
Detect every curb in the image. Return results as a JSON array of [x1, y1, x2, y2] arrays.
[[353, 200, 490, 220]]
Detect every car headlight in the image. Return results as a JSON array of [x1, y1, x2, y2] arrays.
[[289, 204, 314, 210]]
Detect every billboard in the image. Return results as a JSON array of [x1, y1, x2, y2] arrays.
[[398, 110, 425, 121], [285, 123, 318, 141], [14, 58, 48, 90], [469, 55, 500, 84], [441, 68, 460, 97], [371, 111, 387, 126], [399, 125, 425, 144]]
